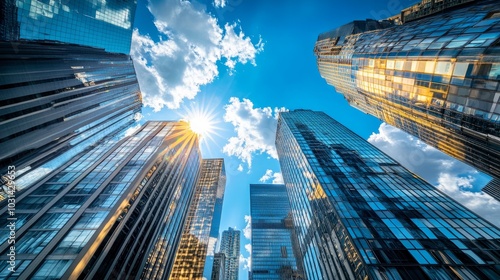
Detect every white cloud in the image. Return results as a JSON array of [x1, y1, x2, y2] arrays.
[[239, 243, 252, 271], [240, 215, 252, 271], [213, 0, 226, 8], [368, 123, 500, 227], [436, 173, 500, 227], [368, 123, 476, 184], [220, 23, 264, 74], [237, 164, 243, 172], [223, 97, 287, 168], [133, 112, 144, 121], [131, 0, 263, 111], [259, 169, 284, 184], [243, 215, 251, 240]]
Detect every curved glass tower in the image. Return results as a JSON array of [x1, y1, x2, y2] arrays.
[[314, 0, 500, 200]]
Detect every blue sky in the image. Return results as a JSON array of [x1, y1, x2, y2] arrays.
[[131, 0, 500, 278]]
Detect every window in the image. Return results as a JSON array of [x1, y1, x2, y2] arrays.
[[453, 63, 469, 77], [280, 246, 288, 258]]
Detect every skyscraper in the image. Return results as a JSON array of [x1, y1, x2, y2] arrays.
[[1, 0, 137, 54], [0, 0, 140, 199], [314, 0, 500, 200], [170, 158, 226, 280], [211, 253, 226, 280], [276, 110, 500, 280], [250, 184, 303, 280], [220, 227, 241, 280], [0, 121, 202, 279], [0, 40, 142, 199]]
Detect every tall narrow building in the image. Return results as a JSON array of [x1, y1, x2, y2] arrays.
[[276, 110, 500, 280], [170, 158, 226, 280], [0, 121, 202, 279], [220, 227, 241, 280], [211, 253, 226, 280], [250, 184, 303, 279], [314, 0, 500, 200]]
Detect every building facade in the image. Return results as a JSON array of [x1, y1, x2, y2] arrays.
[[1, 0, 137, 54], [220, 227, 241, 280], [276, 110, 500, 280], [0, 41, 142, 199], [314, 0, 500, 200], [170, 158, 226, 280], [0, 0, 140, 198], [0, 121, 202, 279], [250, 184, 303, 280], [211, 253, 226, 280]]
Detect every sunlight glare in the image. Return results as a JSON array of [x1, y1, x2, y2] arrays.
[[189, 116, 211, 136], [179, 101, 221, 145]]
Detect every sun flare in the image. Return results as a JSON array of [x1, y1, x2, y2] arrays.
[[179, 101, 220, 145], [188, 116, 212, 136]]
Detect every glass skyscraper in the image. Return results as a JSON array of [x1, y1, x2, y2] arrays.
[[170, 158, 226, 280], [211, 252, 226, 280], [0, 41, 142, 199], [276, 109, 500, 280], [250, 184, 303, 280], [219, 227, 241, 280], [0, 0, 140, 200], [0, 121, 202, 279], [314, 0, 500, 200], [1, 0, 137, 54]]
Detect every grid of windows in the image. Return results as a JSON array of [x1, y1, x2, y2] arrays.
[[0, 41, 142, 199], [12, 0, 136, 54], [276, 110, 500, 280], [219, 228, 240, 280], [250, 184, 304, 280], [314, 0, 500, 198], [0, 121, 202, 279], [170, 159, 226, 280]]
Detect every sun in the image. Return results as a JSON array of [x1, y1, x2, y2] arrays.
[[188, 115, 212, 136], [178, 100, 221, 145]]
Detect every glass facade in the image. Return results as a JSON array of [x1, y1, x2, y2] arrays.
[[211, 252, 226, 280], [0, 121, 202, 279], [219, 227, 241, 280], [314, 0, 500, 200], [250, 184, 304, 280], [0, 41, 142, 199], [170, 158, 226, 280], [276, 110, 500, 280], [1, 0, 137, 54]]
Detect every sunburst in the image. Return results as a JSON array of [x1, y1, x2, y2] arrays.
[[178, 100, 222, 153]]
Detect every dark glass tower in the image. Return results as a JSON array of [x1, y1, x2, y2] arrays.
[[211, 252, 226, 280], [1, 0, 137, 54], [250, 184, 304, 280], [276, 110, 500, 280], [0, 121, 202, 279], [170, 158, 226, 280], [0, 41, 142, 199], [219, 227, 241, 280], [314, 0, 500, 200]]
